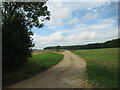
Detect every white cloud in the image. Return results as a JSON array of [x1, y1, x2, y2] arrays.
[[32, 2, 118, 49], [67, 18, 117, 33], [68, 18, 79, 25], [48, 0, 119, 2], [49, 32, 63, 41], [83, 12, 102, 21], [92, 8, 99, 12], [45, 2, 108, 29], [32, 32, 64, 49], [65, 2, 107, 11], [32, 29, 118, 49], [45, 2, 72, 28], [88, 23, 115, 30]]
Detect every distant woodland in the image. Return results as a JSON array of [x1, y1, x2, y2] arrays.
[[44, 38, 120, 50]]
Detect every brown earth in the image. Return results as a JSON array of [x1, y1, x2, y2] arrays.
[[32, 50, 47, 55], [7, 50, 92, 88]]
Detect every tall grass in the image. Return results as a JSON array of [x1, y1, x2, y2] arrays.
[[3, 53, 64, 87], [71, 48, 118, 88]]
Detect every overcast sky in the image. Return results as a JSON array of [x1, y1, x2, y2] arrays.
[[31, 1, 118, 49]]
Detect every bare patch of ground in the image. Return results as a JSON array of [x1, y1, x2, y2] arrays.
[[7, 50, 92, 88], [32, 50, 47, 55], [55, 52, 64, 54]]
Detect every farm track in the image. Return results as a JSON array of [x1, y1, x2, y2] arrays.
[[7, 50, 92, 88]]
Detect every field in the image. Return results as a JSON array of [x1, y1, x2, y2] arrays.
[[32, 49, 65, 54], [71, 48, 118, 88], [3, 52, 64, 87]]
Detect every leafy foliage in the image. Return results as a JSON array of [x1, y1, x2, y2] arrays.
[[2, 2, 50, 29], [2, 2, 50, 71]]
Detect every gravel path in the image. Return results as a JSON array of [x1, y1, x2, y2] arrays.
[[7, 50, 92, 88]]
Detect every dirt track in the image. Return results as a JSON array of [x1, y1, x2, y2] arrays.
[[7, 50, 92, 88]]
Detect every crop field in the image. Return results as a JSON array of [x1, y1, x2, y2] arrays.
[[71, 48, 119, 88], [3, 52, 64, 87]]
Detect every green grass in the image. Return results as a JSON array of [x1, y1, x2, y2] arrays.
[[71, 48, 118, 88], [3, 52, 64, 87]]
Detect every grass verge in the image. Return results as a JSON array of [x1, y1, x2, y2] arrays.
[[71, 48, 118, 88], [3, 52, 64, 87]]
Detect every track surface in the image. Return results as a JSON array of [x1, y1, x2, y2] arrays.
[[7, 51, 91, 88]]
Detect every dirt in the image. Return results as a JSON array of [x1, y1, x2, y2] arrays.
[[32, 51, 47, 55], [7, 50, 92, 88], [32, 52, 45, 55]]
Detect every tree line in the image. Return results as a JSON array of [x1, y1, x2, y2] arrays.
[[44, 38, 120, 50]]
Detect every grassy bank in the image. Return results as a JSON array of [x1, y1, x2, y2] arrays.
[[3, 53, 64, 87], [71, 48, 118, 88]]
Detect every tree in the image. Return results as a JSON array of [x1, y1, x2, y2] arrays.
[[2, 2, 50, 71], [56, 45, 60, 52]]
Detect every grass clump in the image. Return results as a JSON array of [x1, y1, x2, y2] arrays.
[[71, 48, 118, 88], [3, 53, 64, 87]]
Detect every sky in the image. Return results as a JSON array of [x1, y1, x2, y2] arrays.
[[31, 1, 118, 49]]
